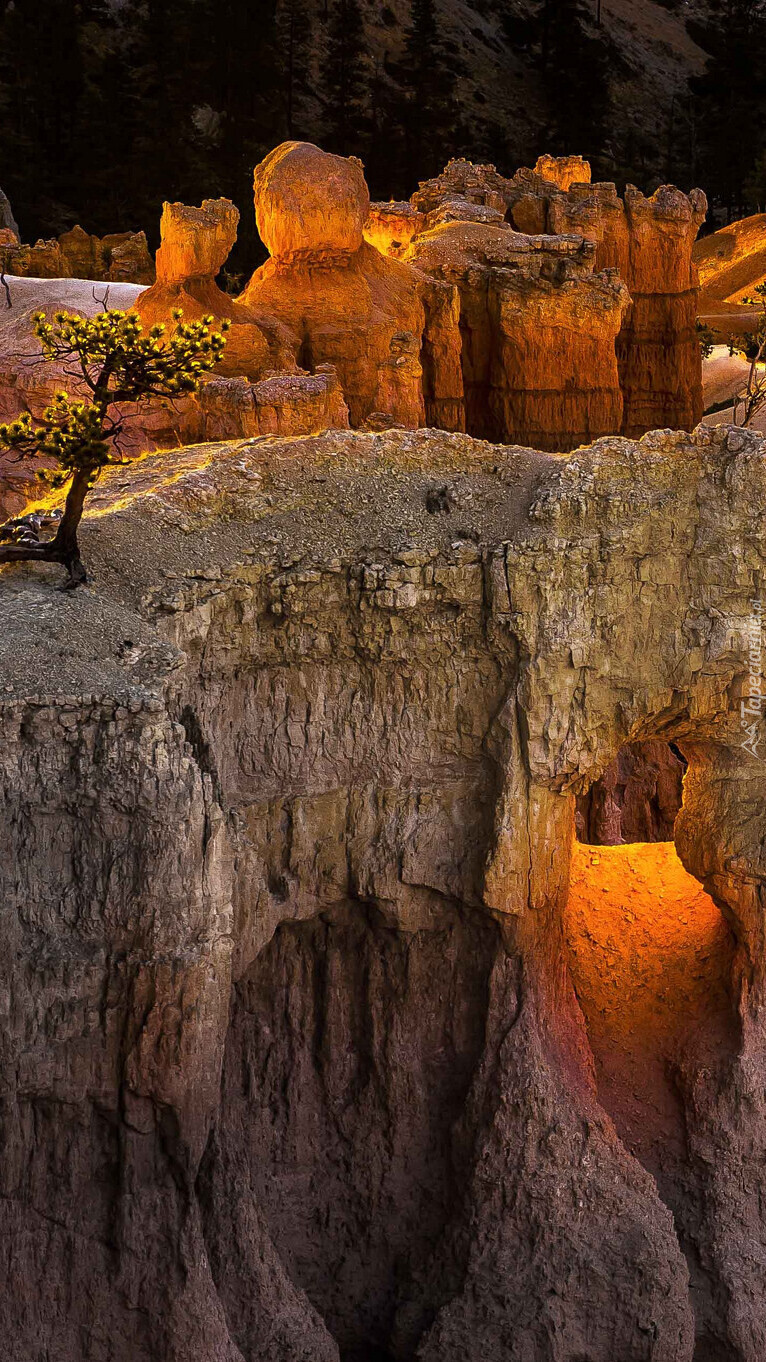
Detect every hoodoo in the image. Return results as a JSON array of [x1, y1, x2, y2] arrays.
[[241, 141, 465, 431], [0, 3, 763, 1352]]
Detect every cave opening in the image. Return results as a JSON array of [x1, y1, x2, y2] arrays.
[[566, 738, 738, 1172], [565, 738, 741, 1359]]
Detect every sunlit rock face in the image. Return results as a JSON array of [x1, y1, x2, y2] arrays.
[[694, 210, 766, 335], [241, 141, 465, 431], [0, 223, 154, 283], [507, 165, 707, 437], [368, 159, 635, 451], [1, 422, 766, 1360], [372, 154, 707, 445], [134, 198, 294, 381], [405, 219, 630, 450], [57, 224, 155, 284], [533, 152, 591, 191]]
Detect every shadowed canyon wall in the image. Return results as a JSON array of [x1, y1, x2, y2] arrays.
[[1, 421, 766, 1359]]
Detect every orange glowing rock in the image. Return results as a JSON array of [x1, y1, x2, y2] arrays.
[[694, 211, 766, 333], [135, 198, 294, 381], [565, 839, 737, 1171], [254, 141, 369, 264], [363, 202, 425, 259], [507, 169, 707, 437], [242, 142, 464, 431], [155, 200, 240, 282], [533, 153, 591, 191], [405, 220, 630, 450]]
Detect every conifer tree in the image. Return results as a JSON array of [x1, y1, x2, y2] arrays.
[[323, 0, 372, 155], [400, 0, 463, 182], [0, 308, 229, 588], [276, 0, 313, 138], [689, 0, 766, 216]]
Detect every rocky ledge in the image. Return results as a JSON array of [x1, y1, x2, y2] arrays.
[[1, 423, 766, 1362]]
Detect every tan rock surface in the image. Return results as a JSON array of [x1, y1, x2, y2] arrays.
[[0, 422, 766, 1358], [57, 224, 155, 284]]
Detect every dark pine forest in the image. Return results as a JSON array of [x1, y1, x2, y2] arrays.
[[1, 0, 764, 270]]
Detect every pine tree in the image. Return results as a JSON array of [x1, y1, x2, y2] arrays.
[[323, 0, 372, 156], [537, 0, 611, 161], [400, 0, 463, 182], [276, 0, 313, 139], [0, 0, 89, 235], [689, 0, 766, 217], [0, 307, 229, 587]]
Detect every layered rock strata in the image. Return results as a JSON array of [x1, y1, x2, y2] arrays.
[[405, 220, 629, 449], [0, 224, 154, 283], [0, 421, 765, 1360], [241, 142, 464, 432], [374, 155, 707, 442], [134, 198, 293, 380], [506, 166, 707, 436]]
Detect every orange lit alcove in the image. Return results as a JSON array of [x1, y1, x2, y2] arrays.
[[564, 740, 738, 1182]]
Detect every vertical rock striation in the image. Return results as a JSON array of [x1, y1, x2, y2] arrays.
[[2, 419, 766, 1360], [241, 142, 464, 432], [405, 220, 629, 449], [134, 198, 293, 380], [372, 154, 707, 444]]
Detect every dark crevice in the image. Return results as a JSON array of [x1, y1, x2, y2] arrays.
[[178, 703, 224, 808], [197, 899, 501, 1360]]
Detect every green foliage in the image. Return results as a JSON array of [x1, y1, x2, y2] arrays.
[[696, 320, 718, 360], [1, 398, 110, 488], [323, 0, 372, 153], [400, 0, 465, 181], [689, 0, 766, 215], [0, 307, 229, 484]]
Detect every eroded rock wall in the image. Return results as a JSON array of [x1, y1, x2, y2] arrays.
[[1, 423, 766, 1359], [388, 155, 707, 442], [509, 171, 707, 436], [405, 221, 629, 450], [242, 142, 464, 433]]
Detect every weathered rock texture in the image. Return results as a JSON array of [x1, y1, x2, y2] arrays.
[[0, 224, 154, 283], [0, 184, 19, 239], [405, 219, 629, 449], [373, 155, 707, 443], [242, 142, 464, 431], [506, 167, 707, 437], [0, 278, 349, 522], [134, 199, 293, 380], [576, 738, 685, 844], [1, 420, 766, 1360], [694, 211, 766, 333]]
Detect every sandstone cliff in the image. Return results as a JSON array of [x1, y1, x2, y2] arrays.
[[241, 142, 464, 433], [0, 419, 765, 1360], [404, 219, 629, 450], [0, 224, 154, 284], [396, 155, 707, 441]]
